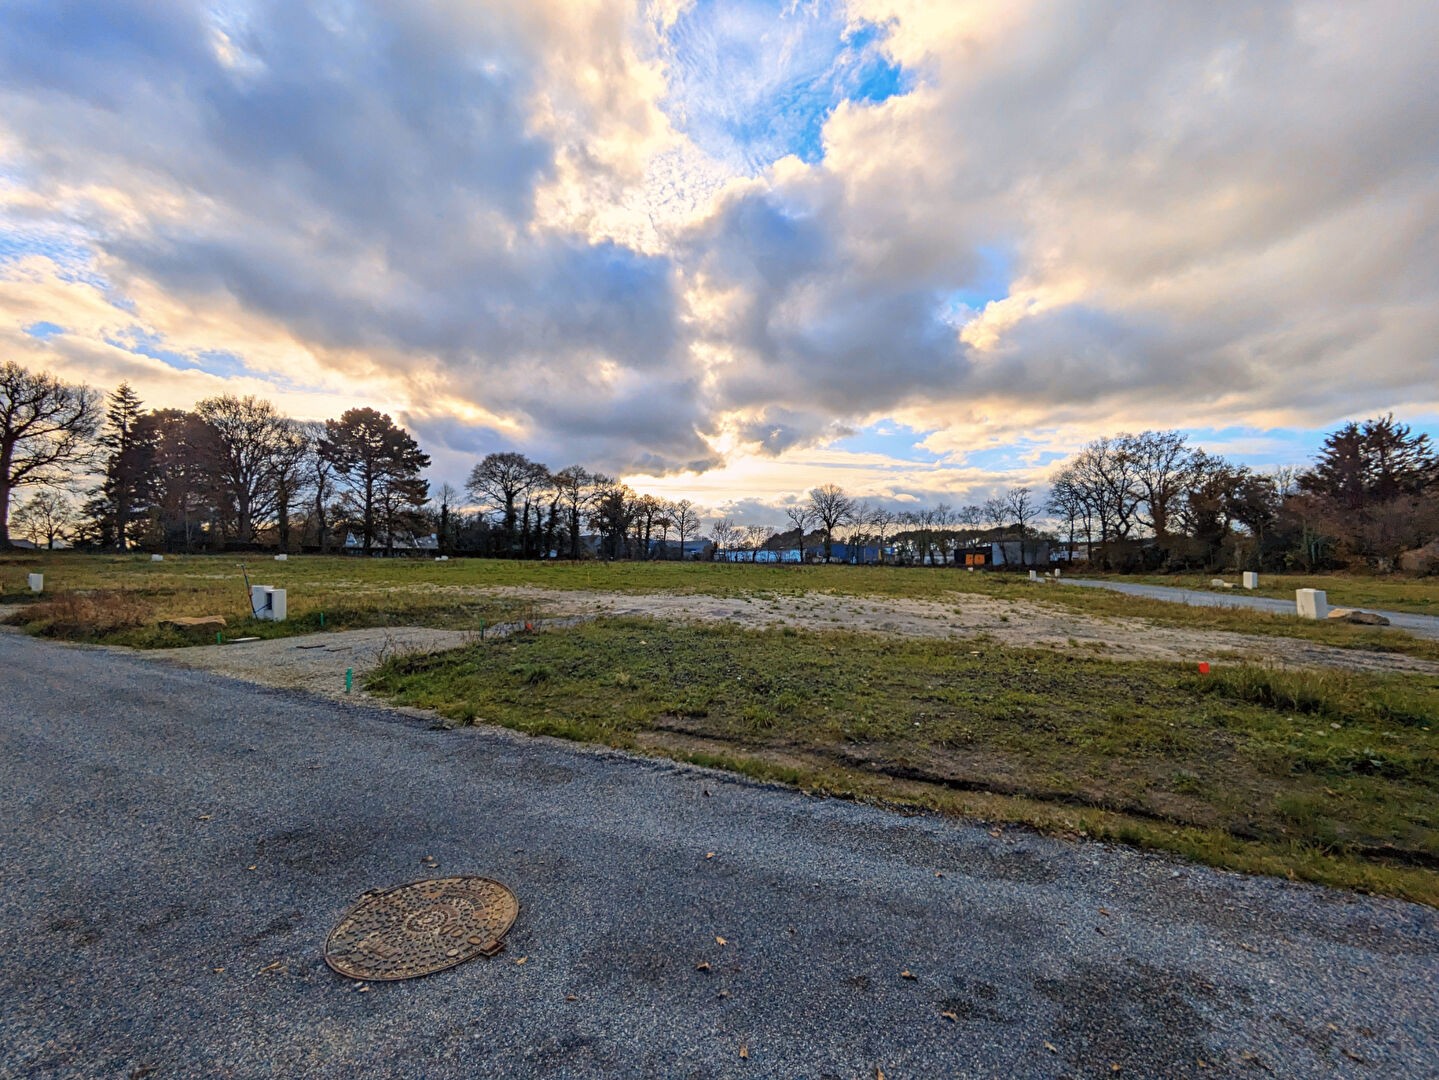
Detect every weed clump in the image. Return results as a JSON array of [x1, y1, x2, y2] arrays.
[[17, 591, 153, 638]]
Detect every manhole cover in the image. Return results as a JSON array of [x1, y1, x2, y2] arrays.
[[324, 876, 519, 981]]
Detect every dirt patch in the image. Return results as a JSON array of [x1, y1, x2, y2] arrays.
[[140, 626, 476, 699], [478, 586, 1439, 676]]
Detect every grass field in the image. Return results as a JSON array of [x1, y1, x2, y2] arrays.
[[368, 619, 1439, 903], [5, 551, 1437, 660]]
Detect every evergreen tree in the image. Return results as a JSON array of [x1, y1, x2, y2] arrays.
[[320, 408, 430, 555], [94, 383, 154, 549]]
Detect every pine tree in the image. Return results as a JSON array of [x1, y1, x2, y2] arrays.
[[319, 408, 430, 555], [95, 383, 154, 549]]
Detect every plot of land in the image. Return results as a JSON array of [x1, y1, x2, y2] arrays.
[[6, 551, 1438, 902]]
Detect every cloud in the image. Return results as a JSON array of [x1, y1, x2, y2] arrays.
[[1, 0, 1436, 513]]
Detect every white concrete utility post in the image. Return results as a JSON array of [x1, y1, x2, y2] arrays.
[[1296, 588, 1328, 620]]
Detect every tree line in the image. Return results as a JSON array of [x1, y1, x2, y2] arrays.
[[3, 360, 1435, 572]]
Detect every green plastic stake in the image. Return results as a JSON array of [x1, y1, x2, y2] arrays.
[[345, 668, 353, 694], [216, 631, 223, 645], [320, 611, 326, 628], [479, 619, 486, 641]]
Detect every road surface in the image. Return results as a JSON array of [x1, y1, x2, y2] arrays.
[[1067, 577, 1439, 639], [1, 631, 1435, 1078]]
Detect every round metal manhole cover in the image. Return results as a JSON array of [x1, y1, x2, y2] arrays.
[[324, 876, 519, 981]]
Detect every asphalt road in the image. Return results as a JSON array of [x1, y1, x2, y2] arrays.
[[1, 631, 1436, 1079], [1066, 578, 1439, 639]]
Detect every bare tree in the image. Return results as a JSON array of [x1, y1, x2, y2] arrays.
[[551, 465, 595, 559], [867, 504, 897, 563], [435, 482, 461, 555], [1004, 486, 1036, 566], [0, 362, 99, 547], [807, 483, 855, 561], [743, 523, 775, 561], [12, 489, 78, 549], [709, 516, 738, 559], [783, 504, 814, 562], [298, 421, 339, 553], [466, 451, 547, 556], [193, 394, 294, 545], [1125, 430, 1194, 540], [671, 498, 699, 560]]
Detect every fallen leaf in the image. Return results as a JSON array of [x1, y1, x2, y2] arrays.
[[1239, 943, 1258, 954], [1098, 907, 1111, 917], [715, 936, 727, 946], [256, 961, 284, 975], [1044, 1042, 1058, 1053], [900, 970, 917, 980], [197, 815, 212, 821], [565, 994, 578, 1002], [738, 1045, 748, 1059], [877, 1069, 885, 1080], [705, 852, 715, 859], [718, 990, 730, 998], [246, 865, 257, 871], [1341, 1049, 1367, 1064], [514, 957, 527, 965], [212, 968, 225, 974], [935, 871, 944, 878], [1111, 1065, 1121, 1073], [695, 961, 711, 971], [989, 829, 1002, 838], [940, 1011, 958, 1022]]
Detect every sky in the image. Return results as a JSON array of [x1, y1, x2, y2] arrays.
[[2, 0, 1437, 524]]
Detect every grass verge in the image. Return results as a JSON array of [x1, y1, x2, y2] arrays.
[[368, 618, 1439, 904]]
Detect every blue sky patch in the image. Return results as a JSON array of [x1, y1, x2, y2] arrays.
[[661, 0, 910, 171], [831, 420, 944, 464], [24, 320, 64, 340]]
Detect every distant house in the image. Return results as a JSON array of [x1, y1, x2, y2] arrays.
[[716, 543, 892, 565], [926, 540, 1053, 567], [647, 538, 712, 560], [344, 531, 439, 554]]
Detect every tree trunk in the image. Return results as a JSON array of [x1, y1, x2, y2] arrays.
[[0, 480, 11, 548]]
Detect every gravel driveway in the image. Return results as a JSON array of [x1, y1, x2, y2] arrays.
[[1, 630, 1435, 1078]]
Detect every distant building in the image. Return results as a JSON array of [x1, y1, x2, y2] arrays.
[[343, 531, 439, 553]]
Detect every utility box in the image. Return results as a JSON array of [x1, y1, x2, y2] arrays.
[[151, 554, 164, 562], [249, 585, 288, 622], [1296, 588, 1328, 620], [27, 573, 43, 593], [1242, 572, 1258, 589], [274, 553, 287, 562]]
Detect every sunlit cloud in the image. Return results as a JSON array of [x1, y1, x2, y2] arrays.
[[1, 0, 1435, 514]]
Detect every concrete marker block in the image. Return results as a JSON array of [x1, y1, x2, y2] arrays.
[[1242, 571, 1258, 589], [151, 554, 164, 562], [274, 553, 287, 562], [28, 573, 43, 593], [1296, 588, 1329, 620]]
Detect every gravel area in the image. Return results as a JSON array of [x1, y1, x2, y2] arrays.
[[1, 631, 1435, 1078]]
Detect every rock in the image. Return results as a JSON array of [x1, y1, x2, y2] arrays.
[[1326, 608, 1390, 626], [164, 615, 228, 633], [1398, 540, 1439, 575]]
